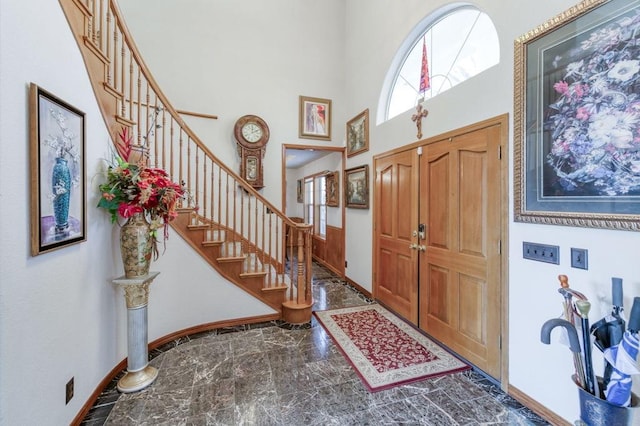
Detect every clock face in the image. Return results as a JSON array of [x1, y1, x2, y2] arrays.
[[242, 122, 263, 143]]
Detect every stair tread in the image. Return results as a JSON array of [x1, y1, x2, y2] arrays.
[[202, 240, 223, 246]]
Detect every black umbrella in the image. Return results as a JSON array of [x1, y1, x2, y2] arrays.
[[602, 297, 640, 406], [590, 277, 626, 391], [576, 300, 596, 395]]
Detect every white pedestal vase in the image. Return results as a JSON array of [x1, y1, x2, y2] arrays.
[[112, 272, 160, 393]]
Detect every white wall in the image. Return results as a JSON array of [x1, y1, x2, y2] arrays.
[[119, 0, 640, 422], [117, 0, 348, 207], [0, 2, 117, 424], [0, 1, 274, 424]]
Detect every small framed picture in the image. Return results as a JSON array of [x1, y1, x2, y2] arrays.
[[346, 109, 369, 158], [345, 165, 369, 209], [30, 83, 86, 255], [326, 171, 339, 207], [297, 179, 304, 203], [299, 95, 331, 140]]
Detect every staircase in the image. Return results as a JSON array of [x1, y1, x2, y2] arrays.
[[59, 0, 314, 323]]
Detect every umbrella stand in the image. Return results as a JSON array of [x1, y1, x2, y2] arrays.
[[575, 376, 640, 425]]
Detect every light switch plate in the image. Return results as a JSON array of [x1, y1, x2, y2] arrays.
[[523, 242, 560, 265], [571, 248, 588, 270]]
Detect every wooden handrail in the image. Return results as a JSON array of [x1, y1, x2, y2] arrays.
[[128, 99, 219, 120], [60, 0, 313, 320], [176, 109, 218, 120]]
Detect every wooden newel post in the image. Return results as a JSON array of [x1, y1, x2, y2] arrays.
[[296, 224, 313, 305]]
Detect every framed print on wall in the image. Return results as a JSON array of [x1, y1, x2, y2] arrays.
[[346, 108, 369, 158], [345, 165, 369, 209], [297, 179, 304, 203], [299, 95, 332, 140], [326, 171, 339, 207], [30, 83, 86, 255], [514, 0, 640, 231]]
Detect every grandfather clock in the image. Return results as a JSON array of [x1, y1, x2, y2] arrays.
[[233, 115, 270, 190]]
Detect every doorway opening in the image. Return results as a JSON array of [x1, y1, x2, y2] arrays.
[[282, 144, 346, 277]]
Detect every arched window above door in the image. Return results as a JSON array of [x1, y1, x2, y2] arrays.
[[378, 4, 500, 124]]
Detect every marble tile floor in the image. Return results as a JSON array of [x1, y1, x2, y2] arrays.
[[82, 263, 550, 425]]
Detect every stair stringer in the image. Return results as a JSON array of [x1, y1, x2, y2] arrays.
[[172, 210, 289, 313]]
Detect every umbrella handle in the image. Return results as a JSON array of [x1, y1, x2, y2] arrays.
[[558, 275, 587, 300], [541, 318, 581, 352], [541, 317, 589, 392]]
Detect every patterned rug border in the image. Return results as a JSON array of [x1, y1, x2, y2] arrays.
[[314, 304, 471, 392]]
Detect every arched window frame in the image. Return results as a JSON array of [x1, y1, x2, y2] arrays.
[[377, 3, 499, 125]]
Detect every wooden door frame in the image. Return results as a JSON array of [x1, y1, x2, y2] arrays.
[[372, 114, 509, 391]]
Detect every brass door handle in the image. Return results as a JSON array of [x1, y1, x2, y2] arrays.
[[409, 244, 418, 250], [418, 245, 426, 252]]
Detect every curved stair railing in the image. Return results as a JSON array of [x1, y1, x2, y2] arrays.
[[60, 0, 313, 323]]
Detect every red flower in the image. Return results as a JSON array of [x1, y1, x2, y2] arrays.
[[118, 203, 143, 218]]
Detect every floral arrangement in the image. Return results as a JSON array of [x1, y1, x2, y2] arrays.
[[545, 10, 640, 196], [97, 127, 184, 258]]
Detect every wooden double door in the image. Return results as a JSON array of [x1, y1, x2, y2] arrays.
[[373, 117, 506, 380]]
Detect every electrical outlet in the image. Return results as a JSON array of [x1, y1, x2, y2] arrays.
[[571, 248, 588, 270], [66, 377, 74, 405], [522, 242, 560, 265]]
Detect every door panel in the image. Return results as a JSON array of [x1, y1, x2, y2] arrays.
[[426, 153, 449, 249], [458, 151, 485, 256], [426, 264, 449, 324], [374, 150, 419, 323], [458, 273, 485, 342], [419, 125, 502, 379]]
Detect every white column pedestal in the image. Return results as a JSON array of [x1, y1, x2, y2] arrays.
[[112, 272, 160, 393]]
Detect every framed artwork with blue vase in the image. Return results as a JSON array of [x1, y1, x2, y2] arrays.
[[30, 83, 86, 255]]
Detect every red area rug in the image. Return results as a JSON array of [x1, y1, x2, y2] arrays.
[[314, 304, 470, 392]]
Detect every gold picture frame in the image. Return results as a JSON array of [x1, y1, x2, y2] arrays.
[[346, 108, 369, 158], [29, 83, 87, 255], [345, 165, 369, 209], [326, 171, 339, 207], [299, 95, 332, 140], [514, 0, 640, 231]]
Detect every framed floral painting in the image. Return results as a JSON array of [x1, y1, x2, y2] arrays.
[[514, 0, 640, 231], [30, 83, 86, 255]]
